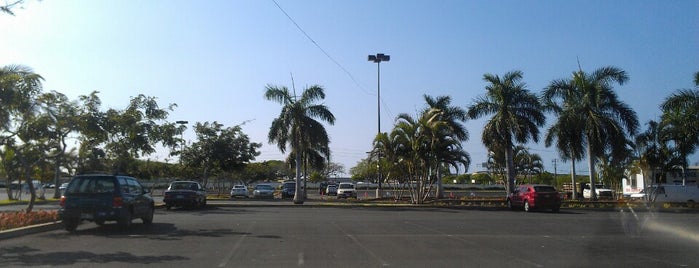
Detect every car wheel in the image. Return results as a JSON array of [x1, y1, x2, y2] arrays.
[[118, 209, 132, 229], [64, 218, 79, 232], [524, 201, 531, 212], [142, 206, 154, 224], [201, 198, 207, 208]]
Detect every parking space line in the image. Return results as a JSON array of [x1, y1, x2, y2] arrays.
[[218, 221, 256, 267], [333, 222, 390, 267]]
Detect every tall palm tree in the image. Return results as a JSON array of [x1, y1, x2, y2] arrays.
[[543, 66, 638, 200], [468, 71, 545, 194], [543, 83, 587, 199], [265, 84, 335, 204], [423, 95, 469, 198]]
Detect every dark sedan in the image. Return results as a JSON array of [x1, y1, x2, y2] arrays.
[[163, 181, 207, 209]]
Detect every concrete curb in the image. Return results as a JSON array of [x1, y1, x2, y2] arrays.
[[0, 221, 62, 240]]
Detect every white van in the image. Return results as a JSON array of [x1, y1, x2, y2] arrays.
[[647, 185, 699, 204]]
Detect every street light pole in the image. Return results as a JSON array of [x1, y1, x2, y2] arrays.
[[368, 53, 390, 198]]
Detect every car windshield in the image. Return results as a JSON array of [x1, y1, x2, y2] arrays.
[[256, 185, 273, 190], [339, 184, 354, 189], [533, 186, 556, 192], [170, 182, 198, 190], [66, 177, 115, 194], [283, 183, 295, 189], [233, 185, 245, 189]]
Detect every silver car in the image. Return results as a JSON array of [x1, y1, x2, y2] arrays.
[[252, 184, 275, 199]]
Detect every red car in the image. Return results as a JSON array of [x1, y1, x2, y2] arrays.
[[507, 184, 561, 212]]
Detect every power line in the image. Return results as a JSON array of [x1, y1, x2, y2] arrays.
[[271, 0, 372, 96]]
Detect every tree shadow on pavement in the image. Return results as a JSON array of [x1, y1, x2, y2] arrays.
[[41, 222, 252, 241], [0, 245, 188, 266]]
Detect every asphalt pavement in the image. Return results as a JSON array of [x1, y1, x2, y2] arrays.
[[1, 203, 698, 267]]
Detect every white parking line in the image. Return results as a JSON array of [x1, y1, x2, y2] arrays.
[[218, 221, 256, 267]]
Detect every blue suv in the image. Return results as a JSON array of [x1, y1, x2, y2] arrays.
[[59, 174, 154, 231]]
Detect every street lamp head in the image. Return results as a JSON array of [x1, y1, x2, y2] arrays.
[[368, 53, 390, 63]]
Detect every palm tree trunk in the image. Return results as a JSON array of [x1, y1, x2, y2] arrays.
[[586, 143, 597, 200], [435, 164, 444, 199], [570, 161, 578, 200], [505, 145, 516, 194], [293, 151, 304, 204]]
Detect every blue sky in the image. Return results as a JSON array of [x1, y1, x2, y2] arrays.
[[2, 0, 697, 176]]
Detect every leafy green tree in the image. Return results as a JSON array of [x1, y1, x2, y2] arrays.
[[467, 70, 545, 194], [72, 92, 182, 174], [543, 66, 638, 200], [265, 84, 335, 204], [35, 91, 81, 198], [181, 121, 261, 187]]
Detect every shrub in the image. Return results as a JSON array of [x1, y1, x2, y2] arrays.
[[0, 210, 59, 231]]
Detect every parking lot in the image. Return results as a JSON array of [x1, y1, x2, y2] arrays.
[[1, 204, 698, 267]]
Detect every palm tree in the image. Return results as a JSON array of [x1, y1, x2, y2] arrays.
[[660, 73, 699, 184], [635, 120, 677, 186], [265, 84, 335, 204], [422, 95, 469, 198], [387, 108, 464, 203], [543, 66, 638, 200], [467, 71, 545, 194], [513, 146, 543, 184], [0, 65, 44, 130], [543, 83, 587, 199]]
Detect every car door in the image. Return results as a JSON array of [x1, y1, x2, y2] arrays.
[[511, 186, 523, 206]]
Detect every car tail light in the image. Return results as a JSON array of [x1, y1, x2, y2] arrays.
[[113, 196, 124, 208], [60, 196, 66, 207]]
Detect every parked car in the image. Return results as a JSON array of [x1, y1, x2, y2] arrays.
[[163, 181, 207, 209], [281, 181, 296, 199], [58, 173, 154, 231], [507, 184, 561, 212], [230, 185, 249, 198], [253, 184, 275, 199], [326, 184, 338, 196], [582, 183, 614, 199], [319, 181, 329, 195], [337, 182, 356, 198]]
